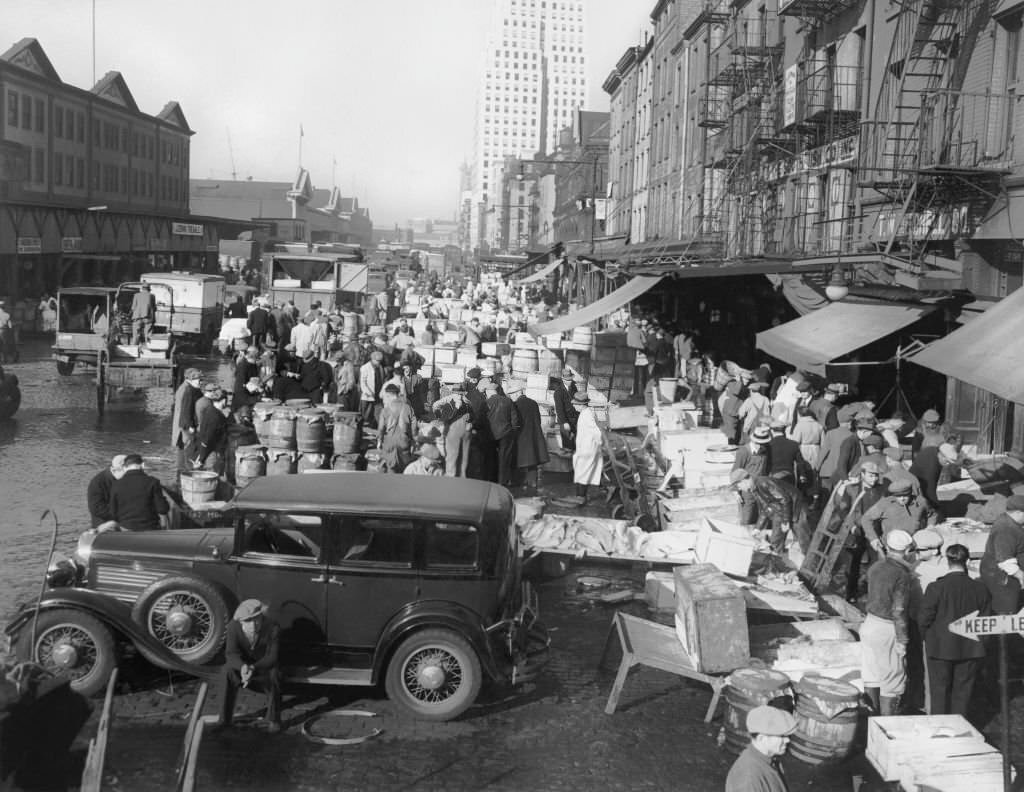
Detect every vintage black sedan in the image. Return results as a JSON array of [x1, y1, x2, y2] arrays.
[[5, 473, 548, 721]]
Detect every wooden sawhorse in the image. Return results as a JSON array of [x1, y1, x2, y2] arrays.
[[599, 611, 726, 723]]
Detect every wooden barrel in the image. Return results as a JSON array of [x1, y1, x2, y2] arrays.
[[235, 445, 266, 488], [268, 409, 297, 450], [332, 411, 364, 454], [790, 675, 861, 765], [296, 452, 327, 474], [512, 348, 539, 374], [332, 452, 362, 471], [180, 471, 219, 507], [537, 347, 562, 377], [342, 312, 359, 338], [571, 326, 593, 347], [266, 448, 296, 475], [706, 445, 738, 465], [253, 400, 280, 446], [296, 408, 328, 453], [224, 422, 259, 484], [723, 668, 793, 755]]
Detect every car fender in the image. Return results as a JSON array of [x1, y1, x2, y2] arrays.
[[373, 600, 501, 682], [5, 588, 216, 681]]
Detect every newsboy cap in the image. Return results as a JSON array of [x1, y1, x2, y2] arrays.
[[746, 705, 797, 737]]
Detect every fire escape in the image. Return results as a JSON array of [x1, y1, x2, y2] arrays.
[[703, 12, 786, 259], [857, 0, 1004, 270]]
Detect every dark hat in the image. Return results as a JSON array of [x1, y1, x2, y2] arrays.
[[863, 433, 885, 449], [922, 409, 941, 423], [123, 453, 144, 466], [860, 460, 884, 474], [888, 479, 913, 495], [855, 417, 878, 430], [466, 367, 482, 380], [795, 380, 812, 393], [202, 381, 220, 393], [1006, 494, 1024, 511]]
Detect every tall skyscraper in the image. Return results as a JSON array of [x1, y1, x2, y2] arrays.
[[469, 0, 587, 252]]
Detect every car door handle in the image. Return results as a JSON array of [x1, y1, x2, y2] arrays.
[[328, 577, 345, 586], [310, 574, 327, 583]]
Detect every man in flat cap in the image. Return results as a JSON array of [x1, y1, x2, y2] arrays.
[[725, 705, 798, 792], [980, 493, 1024, 614], [216, 599, 281, 733], [909, 442, 961, 518], [860, 479, 938, 556], [730, 468, 810, 556], [172, 368, 203, 477], [862, 529, 917, 715], [820, 459, 887, 601], [130, 282, 155, 346]]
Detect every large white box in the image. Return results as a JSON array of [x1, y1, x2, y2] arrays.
[[866, 715, 991, 783], [694, 518, 756, 577]]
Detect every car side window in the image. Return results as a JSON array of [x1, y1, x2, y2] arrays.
[[424, 522, 478, 569], [334, 517, 414, 567], [241, 512, 323, 560]]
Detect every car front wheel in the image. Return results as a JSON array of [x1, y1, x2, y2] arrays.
[[384, 629, 482, 722], [22, 609, 116, 697], [132, 576, 228, 665]]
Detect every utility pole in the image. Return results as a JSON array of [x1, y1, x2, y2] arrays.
[[226, 128, 237, 181]]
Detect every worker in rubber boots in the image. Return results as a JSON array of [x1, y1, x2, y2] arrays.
[[861, 529, 916, 716]]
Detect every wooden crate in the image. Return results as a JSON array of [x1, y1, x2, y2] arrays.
[[673, 564, 749, 673], [589, 374, 612, 390], [593, 346, 619, 363], [105, 363, 175, 388], [866, 715, 990, 782], [609, 387, 632, 403], [594, 331, 627, 348], [694, 518, 756, 577]]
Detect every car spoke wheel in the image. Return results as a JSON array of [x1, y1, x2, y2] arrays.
[[385, 629, 482, 722], [132, 576, 228, 665], [24, 610, 116, 697], [147, 590, 216, 655]]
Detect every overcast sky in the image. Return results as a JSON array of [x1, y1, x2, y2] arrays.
[[2, 0, 654, 225]]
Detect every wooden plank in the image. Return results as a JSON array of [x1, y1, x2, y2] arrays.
[[80, 667, 118, 792], [175, 682, 210, 792]]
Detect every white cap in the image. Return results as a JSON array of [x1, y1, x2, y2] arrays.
[[886, 529, 915, 552]]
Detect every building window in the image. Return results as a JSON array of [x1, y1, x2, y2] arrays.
[[34, 148, 44, 183], [77, 113, 85, 143], [76, 158, 85, 189], [35, 98, 43, 132], [7, 90, 17, 126], [55, 105, 64, 138], [53, 152, 62, 185], [66, 154, 74, 186], [22, 94, 32, 130], [91, 161, 99, 190]]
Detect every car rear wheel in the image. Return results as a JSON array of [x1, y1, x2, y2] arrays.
[[384, 629, 482, 722], [21, 609, 116, 697], [132, 576, 229, 665]]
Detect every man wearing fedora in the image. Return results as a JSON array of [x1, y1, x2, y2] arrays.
[[725, 705, 798, 792], [571, 390, 602, 504], [216, 599, 281, 733]]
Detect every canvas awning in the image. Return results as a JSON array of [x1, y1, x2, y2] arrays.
[[755, 300, 936, 375], [527, 276, 662, 336], [909, 286, 1024, 403], [517, 256, 563, 284]]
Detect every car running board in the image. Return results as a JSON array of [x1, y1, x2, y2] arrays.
[[285, 667, 374, 686]]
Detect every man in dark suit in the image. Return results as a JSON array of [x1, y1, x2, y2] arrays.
[[216, 599, 282, 733], [171, 368, 203, 476], [485, 380, 520, 487], [768, 419, 807, 485], [246, 299, 272, 350], [919, 543, 991, 717]]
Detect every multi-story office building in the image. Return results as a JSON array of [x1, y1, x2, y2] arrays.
[[469, 0, 588, 253], [0, 38, 220, 297]]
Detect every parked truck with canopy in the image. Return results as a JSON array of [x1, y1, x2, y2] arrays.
[[261, 246, 386, 314]]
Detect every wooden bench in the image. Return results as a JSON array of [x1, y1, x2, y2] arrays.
[[599, 611, 726, 722]]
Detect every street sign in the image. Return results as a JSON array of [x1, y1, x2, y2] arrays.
[[948, 608, 1024, 641]]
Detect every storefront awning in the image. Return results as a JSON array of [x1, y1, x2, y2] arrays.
[[61, 254, 123, 261], [756, 300, 936, 375], [527, 276, 662, 336], [517, 256, 563, 284], [909, 287, 1024, 403]]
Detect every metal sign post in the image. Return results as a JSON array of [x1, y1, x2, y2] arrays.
[[949, 607, 1024, 791]]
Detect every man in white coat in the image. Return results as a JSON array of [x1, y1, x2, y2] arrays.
[[572, 391, 603, 504]]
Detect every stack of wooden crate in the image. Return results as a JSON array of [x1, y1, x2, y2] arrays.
[[587, 332, 633, 403]]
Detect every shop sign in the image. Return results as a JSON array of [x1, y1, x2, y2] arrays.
[[783, 64, 798, 128], [950, 608, 1024, 640], [875, 203, 968, 241], [17, 237, 42, 254], [760, 135, 858, 184], [205, 244, 219, 251], [149, 238, 167, 250], [61, 237, 83, 253], [172, 222, 204, 236]]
